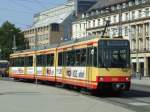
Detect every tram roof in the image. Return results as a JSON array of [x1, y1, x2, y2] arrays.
[[10, 35, 124, 56]]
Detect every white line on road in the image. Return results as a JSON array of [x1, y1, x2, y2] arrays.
[[128, 102, 150, 106]]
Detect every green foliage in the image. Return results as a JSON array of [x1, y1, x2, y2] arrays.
[[0, 21, 29, 60]]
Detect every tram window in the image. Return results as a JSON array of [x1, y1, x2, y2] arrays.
[[10, 58, 14, 66], [20, 57, 25, 67], [47, 54, 54, 66], [13, 58, 20, 67], [37, 54, 54, 67], [87, 47, 97, 67], [24, 56, 32, 66], [94, 47, 97, 67], [28, 56, 33, 66], [50, 54, 54, 66], [12, 58, 15, 66], [80, 49, 86, 66], [63, 52, 67, 66], [11, 58, 14, 66], [43, 55, 47, 66], [17, 58, 21, 66], [58, 52, 63, 66], [75, 49, 80, 66], [13, 58, 16, 66], [15, 58, 18, 66], [66, 50, 75, 66], [37, 55, 43, 66], [19, 58, 22, 66], [66, 51, 69, 66], [10, 58, 13, 66], [24, 57, 27, 66], [25, 57, 28, 66], [87, 47, 92, 66]]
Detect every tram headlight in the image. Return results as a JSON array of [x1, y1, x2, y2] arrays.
[[125, 77, 129, 81], [99, 77, 104, 81]]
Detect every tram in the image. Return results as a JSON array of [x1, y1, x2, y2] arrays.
[[0, 60, 9, 77], [9, 35, 131, 92]]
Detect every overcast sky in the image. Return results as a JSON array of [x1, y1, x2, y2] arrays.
[[0, 0, 67, 29]]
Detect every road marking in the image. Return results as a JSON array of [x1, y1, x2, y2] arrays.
[[128, 102, 150, 106]]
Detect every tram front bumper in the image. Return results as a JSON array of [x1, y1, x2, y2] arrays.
[[96, 76, 131, 91]]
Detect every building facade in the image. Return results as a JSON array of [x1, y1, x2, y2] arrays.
[[72, 0, 150, 77], [23, 0, 97, 50], [23, 0, 74, 50]]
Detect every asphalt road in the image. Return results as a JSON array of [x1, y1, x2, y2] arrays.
[[0, 78, 150, 112], [97, 84, 150, 112]]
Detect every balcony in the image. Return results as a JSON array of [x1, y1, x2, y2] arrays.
[[131, 48, 136, 53], [145, 32, 149, 37], [144, 48, 150, 52], [138, 33, 143, 40], [131, 35, 136, 41], [130, 48, 150, 54]]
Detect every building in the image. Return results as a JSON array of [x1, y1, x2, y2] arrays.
[[72, 0, 150, 77], [23, 0, 97, 50]]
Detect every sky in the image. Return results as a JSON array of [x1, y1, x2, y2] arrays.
[[0, 0, 67, 29]]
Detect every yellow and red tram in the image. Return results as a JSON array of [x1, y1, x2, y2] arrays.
[[9, 36, 131, 92]]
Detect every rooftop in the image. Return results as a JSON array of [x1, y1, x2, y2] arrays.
[[88, 0, 129, 11]]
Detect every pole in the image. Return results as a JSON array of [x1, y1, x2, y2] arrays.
[[118, 6, 122, 36], [0, 48, 1, 60], [135, 25, 140, 79], [12, 35, 17, 53], [35, 28, 38, 86]]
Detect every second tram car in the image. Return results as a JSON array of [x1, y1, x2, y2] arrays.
[[9, 36, 131, 92]]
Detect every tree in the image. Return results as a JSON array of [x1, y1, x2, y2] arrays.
[[0, 21, 29, 60]]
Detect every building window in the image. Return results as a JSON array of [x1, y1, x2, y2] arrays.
[[82, 14, 85, 18], [103, 18, 106, 25], [138, 0, 142, 4], [88, 21, 91, 28], [112, 28, 117, 36], [51, 23, 59, 32], [76, 24, 78, 31], [138, 10, 142, 18], [125, 27, 128, 36], [96, 10, 99, 14], [98, 19, 101, 26], [108, 16, 111, 22], [117, 4, 121, 10], [125, 13, 129, 21], [145, 23, 149, 36], [80, 24, 81, 29], [123, 3, 127, 8], [129, 1, 133, 6], [132, 11, 135, 19], [145, 8, 149, 17], [111, 6, 115, 11], [113, 15, 116, 23], [83, 23, 86, 29], [93, 20, 95, 27]]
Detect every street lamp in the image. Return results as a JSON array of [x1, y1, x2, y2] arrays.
[[12, 35, 17, 53], [0, 48, 2, 60], [9, 29, 17, 53]]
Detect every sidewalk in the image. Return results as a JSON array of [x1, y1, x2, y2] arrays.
[[131, 77, 150, 86]]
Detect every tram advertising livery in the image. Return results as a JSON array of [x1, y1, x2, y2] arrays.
[[9, 36, 131, 93]]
